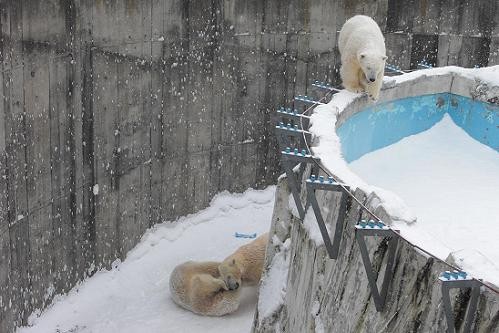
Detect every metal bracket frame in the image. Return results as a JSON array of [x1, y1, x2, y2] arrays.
[[305, 177, 349, 259], [417, 61, 433, 69], [294, 95, 325, 106], [281, 151, 320, 220], [355, 224, 399, 312], [274, 107, 311, 130], [311, 80, 341, 93], [385, 63, 405, 75], [439, 272, 481, 333]]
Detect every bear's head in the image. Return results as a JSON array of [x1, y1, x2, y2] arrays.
[[358, 52, 387, 83], [192, 274, 228, 295], [218, 258, 242, 291]]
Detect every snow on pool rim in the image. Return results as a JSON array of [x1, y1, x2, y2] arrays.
[[307, 65, 499, 287]]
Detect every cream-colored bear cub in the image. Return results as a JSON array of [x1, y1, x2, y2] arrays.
[[218, 232, 269, 290], [169, 261, 241, 316]]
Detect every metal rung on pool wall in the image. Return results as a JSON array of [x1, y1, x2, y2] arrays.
[[274, 107, 311, 131], [355, 223, 399, 312], [306, 175, 350, 259], [280, 150, 320, 219], [385, 63, 405, 75], [294, 95, 325, 106], [417, 61, 433, 69], [311, 80, 342, 93], [439, 271, 481, 333]]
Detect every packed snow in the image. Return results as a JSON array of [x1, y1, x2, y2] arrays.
[[349, 115, 499, 285], [257, 237, 291, 321], [17, 187, 276, 333]]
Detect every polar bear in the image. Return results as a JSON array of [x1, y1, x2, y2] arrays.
[[169, 261, 241, 316], [338, 15, 387, 100], [218, 232, 269, 290]]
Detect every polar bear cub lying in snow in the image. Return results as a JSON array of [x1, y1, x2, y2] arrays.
[[338, 15, 387, 100], [169, 261, 241, 316], [218, 232, 269, 290]]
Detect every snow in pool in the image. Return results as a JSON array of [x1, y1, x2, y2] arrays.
[[348, 114, 499, 285], [16, 187, 275, 333]]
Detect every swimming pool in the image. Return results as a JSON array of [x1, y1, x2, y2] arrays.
[[337, 93, 498, 163]]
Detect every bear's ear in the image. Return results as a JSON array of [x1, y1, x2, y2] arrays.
[[382, 55, 387, 61]]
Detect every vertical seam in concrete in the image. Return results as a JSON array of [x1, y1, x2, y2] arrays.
[[47, 52, 57, 299], [148, 0, 154, 227], [19, 0, 34, 324], [66, 0, 78, 284], [82, 41, 96, 269], [115, 59, 121, 259]]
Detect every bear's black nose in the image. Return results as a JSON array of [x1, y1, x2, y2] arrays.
[[369, 78, 376, 82]]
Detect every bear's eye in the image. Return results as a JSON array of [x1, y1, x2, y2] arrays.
[[360, 54, 365, 59]]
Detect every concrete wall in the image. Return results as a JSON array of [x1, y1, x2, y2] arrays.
[[0, 0, 498, 331]]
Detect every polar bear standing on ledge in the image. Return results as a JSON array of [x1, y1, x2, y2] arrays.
[[338, 15, 387, 100]]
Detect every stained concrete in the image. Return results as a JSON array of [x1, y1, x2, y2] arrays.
[[0, 0, 498, 331]]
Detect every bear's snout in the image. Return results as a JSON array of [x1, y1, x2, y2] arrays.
[[227, 280, 240, 290]]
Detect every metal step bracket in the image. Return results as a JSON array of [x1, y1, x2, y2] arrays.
[[355, 221, 399, 311], [385, 63, 405, 75], [275, 123, 312, 149], [294, 95, 325, 106], [275, 107, 311, 130], [417, 61, 433, 69], [281, 149, 320, 219], [439, 271, 481, 333], [311, 80, 341, 93], [305, 175, 350, 259]]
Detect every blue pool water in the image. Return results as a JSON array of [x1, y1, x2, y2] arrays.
[[337, 93, 499, 163]]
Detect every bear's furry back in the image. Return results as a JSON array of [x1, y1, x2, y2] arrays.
[[169, 261, 241, 316]]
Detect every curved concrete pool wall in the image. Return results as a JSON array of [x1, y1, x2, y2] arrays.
[[252, 70, 499, 333]]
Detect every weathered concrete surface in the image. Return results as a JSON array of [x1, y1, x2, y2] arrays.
[[0, 0, 498, 332], [253, 175, 499, 333]]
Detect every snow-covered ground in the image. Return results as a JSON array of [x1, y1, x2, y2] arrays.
[[349, 115, 499, 285], [17, 187, 275, 333]]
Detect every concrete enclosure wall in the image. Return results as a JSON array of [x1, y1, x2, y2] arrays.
[[0, 0, 497, 331]]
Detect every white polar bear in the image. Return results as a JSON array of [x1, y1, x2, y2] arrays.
[[338, 15, 387, 100], [169, 261, 241, 316]]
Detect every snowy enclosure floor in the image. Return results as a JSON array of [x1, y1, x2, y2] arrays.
[[17, 187, 276, 333], [349, 115, 499, 285]]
